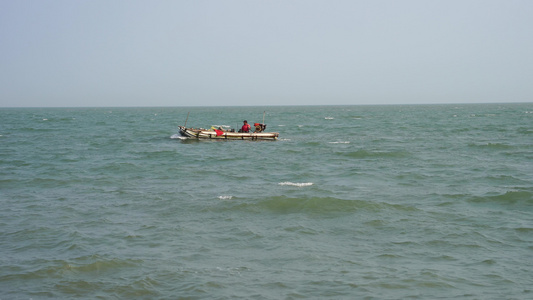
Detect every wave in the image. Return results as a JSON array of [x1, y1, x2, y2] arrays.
[[255, 196, 370, 214], [1, 257, 143, 282], [64, 257, 142, 274], [469, 114, 499, 118], [467, 189, 533, 205], [517, 127, 533, 134], [278, 182, 313, 187], [343, 150, 410, 159], [41, 117, 76, 122], [224, 195, 418, 215], [170, 134, 186, 139], [515, 227, 533, 234], [468, 142, 515, 150]]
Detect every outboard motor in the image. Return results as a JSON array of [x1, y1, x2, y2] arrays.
[[254, 123, 267, 132]]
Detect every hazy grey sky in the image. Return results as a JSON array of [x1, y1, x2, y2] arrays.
[[1, 0, 532, 107]]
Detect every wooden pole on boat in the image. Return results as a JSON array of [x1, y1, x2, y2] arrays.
[[262, 111, 266, 124], [184, 112, 190, 127]]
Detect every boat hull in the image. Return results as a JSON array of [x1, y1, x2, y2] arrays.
[[179, 126, 279, 140]]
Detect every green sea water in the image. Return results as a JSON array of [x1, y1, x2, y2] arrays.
[[1, 103, 532, 299]]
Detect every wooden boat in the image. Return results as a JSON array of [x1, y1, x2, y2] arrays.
[[179, 126, 279, 140]]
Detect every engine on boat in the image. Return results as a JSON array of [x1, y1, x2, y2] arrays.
[[254, 123, 266, 132]]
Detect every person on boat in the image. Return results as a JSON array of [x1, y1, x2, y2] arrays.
[[240, 120, 251, 133], [215, 127, 224, 136]]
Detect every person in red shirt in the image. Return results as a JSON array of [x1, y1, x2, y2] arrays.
[[240, 120, 251, 133]]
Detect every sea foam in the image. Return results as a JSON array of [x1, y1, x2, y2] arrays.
[[170, 134, 186, 139], [278, 182, 313, 187]]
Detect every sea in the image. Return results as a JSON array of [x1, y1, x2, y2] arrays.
[[1, 103, 532, 299]]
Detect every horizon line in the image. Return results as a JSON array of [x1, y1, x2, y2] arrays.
[[1, 101, 531, 109]]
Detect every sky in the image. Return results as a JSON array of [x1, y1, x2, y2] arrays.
[[1, 0, 532, 107]]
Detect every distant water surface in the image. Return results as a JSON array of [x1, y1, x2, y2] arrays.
[[1, 104, 532, 299]]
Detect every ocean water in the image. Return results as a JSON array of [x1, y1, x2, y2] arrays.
[[1, 103, 532, 299]]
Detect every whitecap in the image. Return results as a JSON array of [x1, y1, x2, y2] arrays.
[[325, 117, 334, 120], [170, 134, 186, 139], [218, 195, 233, 200], [329, 141, 350, 144], [278, 182, 313, 187]]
